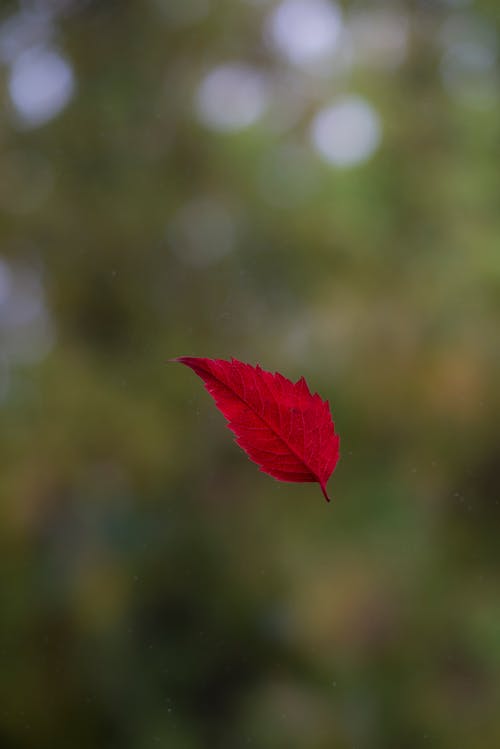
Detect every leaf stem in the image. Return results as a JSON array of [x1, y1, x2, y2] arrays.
[[320, 483, 331, 502]]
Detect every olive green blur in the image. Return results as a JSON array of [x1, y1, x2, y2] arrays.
[[1, 1, 500, 747]]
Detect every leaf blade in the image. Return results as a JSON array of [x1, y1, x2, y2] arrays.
[[173, 356, 340, 502]]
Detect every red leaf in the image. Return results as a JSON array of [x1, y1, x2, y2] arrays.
[[173, 356, 340, 502]]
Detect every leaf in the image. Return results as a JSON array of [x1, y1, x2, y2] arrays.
[[173, 356, 340, 502]]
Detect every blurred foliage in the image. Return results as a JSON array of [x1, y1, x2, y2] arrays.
[[1, 0, 500, 747]]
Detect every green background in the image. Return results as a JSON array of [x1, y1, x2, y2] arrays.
[[1, 0, 500, 746]]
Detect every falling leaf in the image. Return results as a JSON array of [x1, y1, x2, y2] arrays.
[[173, 356, 340, 502]]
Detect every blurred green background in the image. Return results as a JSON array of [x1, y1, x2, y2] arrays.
[[1, 0, 500, 746]]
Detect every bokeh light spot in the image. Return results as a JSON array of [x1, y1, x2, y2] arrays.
[[266, 0, 343, 68], [310, 96, 381, 168], [8, 45, 75, 128], [195, 63, 269, 132]]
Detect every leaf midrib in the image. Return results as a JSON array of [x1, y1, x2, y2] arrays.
[[215, 369, 319, 482]]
